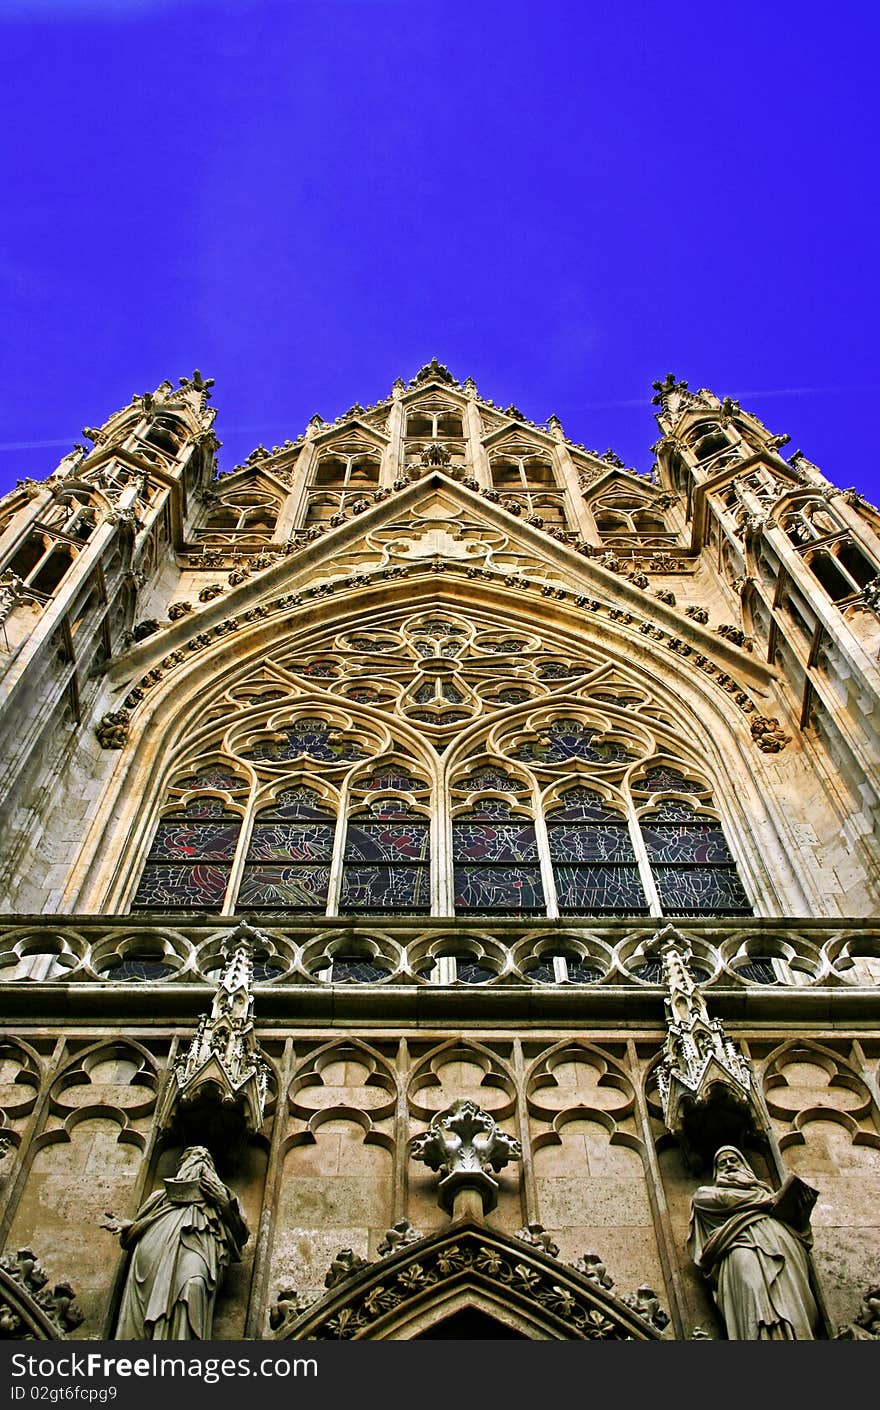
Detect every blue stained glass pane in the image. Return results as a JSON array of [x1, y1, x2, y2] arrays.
[[104, 957, 175, 982], [644, 800, 706, 822], [328, 957, 388, 983], [178, 797, 232, 819], [527, 959, 557, 982], [344, 820, 430, 862], [453, 822, 539, 863], [243, 718, 367, 764], [554, 865, 647, 913], [567, 960, 601, 983], [641, 823, 733, 864], [457, 961, 494, 984], [514, 719, 634, 765], [247, 822, 336, 861], [738, 958, 778, 984], [132, 863, 231, 909], [654, 865, 751, 914], [453, 866, 545, 911], [237, 865, 331, 909], [148, 820, 241, 862], [547, 822, 635, 862], [339, 865, 430, 910]]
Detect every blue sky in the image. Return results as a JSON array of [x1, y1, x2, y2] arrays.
[[1, 0, 879, 500]]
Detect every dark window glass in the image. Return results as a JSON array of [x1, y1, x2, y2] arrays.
[[547, 789, 647, 916], [238, 788, 335, 911], [103, 956, 175, 982], [453, 802, 544, 913], [132, 798, 241, 910], [339, 806, 430, 913], [641, 804, 751, 916]]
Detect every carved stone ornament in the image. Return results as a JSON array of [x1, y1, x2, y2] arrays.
[[95, 708, 131, 750], [648, 924, 761, 1171], [377, 1219, 421, 1257], [270, 1224, 662, 1341], [410, 1098, 522, 1216], [750, 715, 791, 753], [420, 442, 452, 468], [0, 1248, 83, 1339], [157, 921, 272, 1144], [834, 1285, 880, 1339], [515, 1222, 559, 1257], [324, 1249, 371, 1289], [106, 1145, 248, 1340]]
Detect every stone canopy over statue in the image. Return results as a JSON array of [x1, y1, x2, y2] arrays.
[[103, 1146, 249, 1340], [688, 1146, 820, 1340]]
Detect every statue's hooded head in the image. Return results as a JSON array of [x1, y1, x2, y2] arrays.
[[177, 1145, 215, 1178], [713, 1145, 761, 1188]]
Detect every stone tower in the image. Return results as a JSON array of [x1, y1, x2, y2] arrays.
[[0, 361, 878, 1341]]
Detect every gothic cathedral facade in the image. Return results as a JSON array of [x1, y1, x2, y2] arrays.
[[0, 360, 878, 1340]]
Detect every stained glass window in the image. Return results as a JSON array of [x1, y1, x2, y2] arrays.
[[634, 767, 706, 796], [339, 801, 430, 912], [172, 765, 243, 793], [131, 797, 241, 910], [455, 766, 523, 793], [737, 958, 779, 984], [319, 954, 389, 983], [641, 801, 752, 915], [453, 802, 544, 913], [514, 719, 634, 765], [103, 955, 176, 981], [242, 717, 367, 765], [238, 788, 335, 911], [547, 789, 647, 915], [352, 768, 425, 793]]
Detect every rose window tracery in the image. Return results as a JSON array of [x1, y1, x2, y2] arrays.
[[127, 608, 755, 920]]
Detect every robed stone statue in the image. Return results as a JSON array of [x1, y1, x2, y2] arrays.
[[688, 1145, 819, 1340], [104, 1145, 249, 1340]]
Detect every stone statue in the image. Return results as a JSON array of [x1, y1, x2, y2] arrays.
[[104, 1145, 249, 1340], [687, 1145, 819, 1340]]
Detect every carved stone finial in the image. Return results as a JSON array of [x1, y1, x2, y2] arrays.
[[411, 1099, 521, 1217], [621, 1284, 670, 1332], [157, 921, 272, 1143], [269, 1287, 315, 1330], [647, 924, 761, 1171]]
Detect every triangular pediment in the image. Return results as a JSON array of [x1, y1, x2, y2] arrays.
[[109, 471, 774, 708], [311, 417, 390, 449]]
